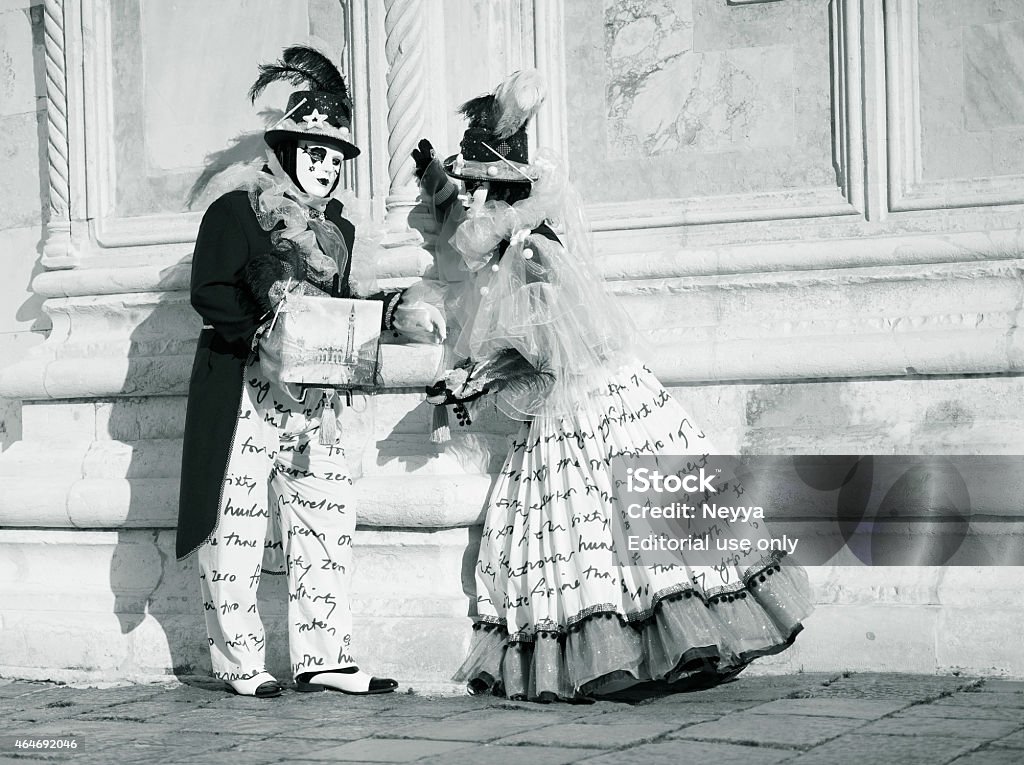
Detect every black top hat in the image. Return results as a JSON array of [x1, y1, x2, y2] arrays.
[[249, 46, 360, 159], [443, 70, 546, 184]]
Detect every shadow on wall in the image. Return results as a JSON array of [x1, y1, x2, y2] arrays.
[[2, 4, 52, 452], [105, 129, 286, 683], [107, 264, 214, 682]]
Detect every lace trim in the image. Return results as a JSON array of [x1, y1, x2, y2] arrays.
[[475, 551, 788, 642], [384, 291, 403, 330]]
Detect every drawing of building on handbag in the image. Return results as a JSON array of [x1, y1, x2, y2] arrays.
[[281, 299, 382, 386]]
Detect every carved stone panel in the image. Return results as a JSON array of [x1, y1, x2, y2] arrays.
[[887, 0, 1024, 211], [84, 0, 356, 249], [561, 0, 860, 226]]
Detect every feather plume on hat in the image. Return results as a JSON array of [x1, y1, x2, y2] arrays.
[[458, 69, 547, 139], [250, 44, 360, 158], [493, 69, 546, 138], [248, 45, 352, 109]]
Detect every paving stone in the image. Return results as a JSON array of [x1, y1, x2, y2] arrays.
[[858, 716, 1020, 740], [6, 719, 178, 741], [303, 737, 473, 762], [55, 685, 168, 707], [783, 734, 979, 765], [552, 701, 643, 720], [990, 729, 1024, 749], [677, 676, 839, 703], [6, 706, 107, 723], [980, 681, 1024, 694], [181, 715, 318, 736], [113, 747, 246, 765], [670, 712, 864, 748], [583, 709, 718, 728], [374, 696, 490, 718], [226, 735, 345, 759], [0, 676, 1015, 763], [578, 740, 793, 765], [9, 720, 246, 754], [418, 745, 587, 765], [947, 749, 1024, 765], [4, 689, 120, 723], [495, 721, 682, 748], [76, 699, 211, 722], [0, 683, 57, 700], [163, 703, 368, 728], [385, 710, 555, 742], [806, 673, 976, 700], [443, 706, 589, 726], [159, 749, 282, 765], [277, 722, 401, 742], [893, 704, 1024, 722], [744, 698, 909, 719], [5, 687, 97, 710], [0, 738, 83, 762], [97, 730, 250, 753], [642, 698, 766, 716], [249, 705, 369, 722], [155, 683, 227, 704], [934, 692, 1024, 709], [196, 696, 378, 721]]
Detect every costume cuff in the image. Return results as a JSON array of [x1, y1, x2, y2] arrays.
[[420, 160, 450, 196], [433, 182, 457, 207]]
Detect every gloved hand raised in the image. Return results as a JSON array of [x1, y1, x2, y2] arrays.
[[411, 138, 449, 196], [412, 138, 435, 179]]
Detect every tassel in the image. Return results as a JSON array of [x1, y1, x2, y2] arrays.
[[319, 389, 339, 445], [430, 404, 451, 444]]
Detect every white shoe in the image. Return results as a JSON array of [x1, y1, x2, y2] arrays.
[[295, 667, 399, 695], [224, 671, 283, 698]]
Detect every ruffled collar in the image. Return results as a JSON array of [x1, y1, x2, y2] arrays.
[[247, 150, 349, 292], [449, 151, 572, 271]]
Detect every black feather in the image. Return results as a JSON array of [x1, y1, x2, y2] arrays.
[[249, 45, 351, 106], [459, 94, 498, 130], [243, 254, 293, 315], [473, 348, 554, 398], [269, 236, 308, 283]]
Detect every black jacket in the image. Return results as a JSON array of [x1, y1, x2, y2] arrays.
[[176, 189, 398, 560]]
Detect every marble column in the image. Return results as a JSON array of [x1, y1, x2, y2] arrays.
[[383, 0, 426, 234]]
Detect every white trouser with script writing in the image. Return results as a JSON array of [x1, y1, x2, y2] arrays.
[[198, 362, 356, 683]]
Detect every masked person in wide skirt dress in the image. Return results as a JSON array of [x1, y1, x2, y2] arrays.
[[413, 70, 814, 703]]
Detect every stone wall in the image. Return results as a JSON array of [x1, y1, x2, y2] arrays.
[[0, 0, 47, 450], [1, 0, 1023, 687]]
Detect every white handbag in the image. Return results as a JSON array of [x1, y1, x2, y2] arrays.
[[259, 293, 383, 389]]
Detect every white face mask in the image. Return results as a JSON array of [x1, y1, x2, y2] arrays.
[[295, 140, 344, 198]]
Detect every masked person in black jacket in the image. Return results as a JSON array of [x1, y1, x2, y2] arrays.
[[176, 46, 442, 698]]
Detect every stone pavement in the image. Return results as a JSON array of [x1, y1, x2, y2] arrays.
[[1, 673, 1022, 764]]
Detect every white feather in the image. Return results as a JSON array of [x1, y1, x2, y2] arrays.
[[493, 69, 547, 139]]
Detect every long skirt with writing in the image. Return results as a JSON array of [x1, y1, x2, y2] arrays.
[[453, 362, 814, 701], [198, 361, 358, 683]]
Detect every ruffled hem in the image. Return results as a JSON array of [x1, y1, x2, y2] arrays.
[[452, 557, 812, 702]]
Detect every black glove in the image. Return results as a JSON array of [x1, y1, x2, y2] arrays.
[[412, 138, 435, 179]]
